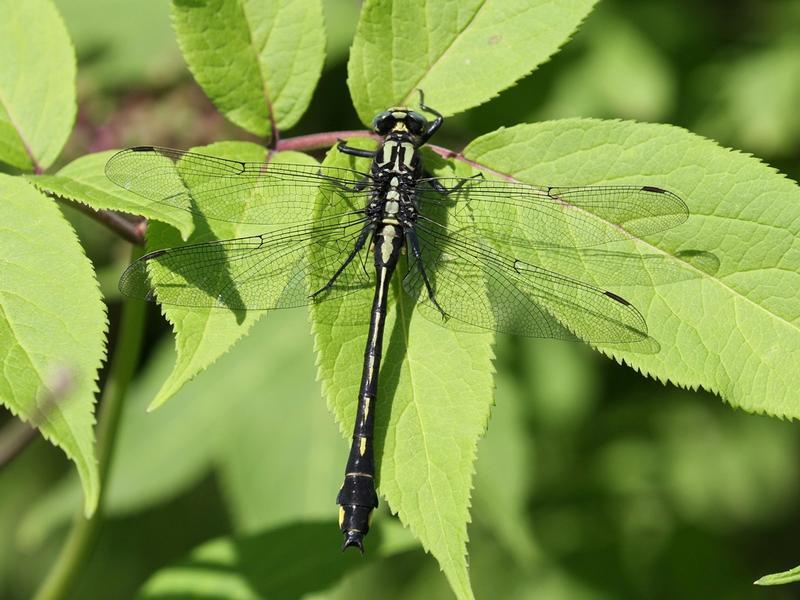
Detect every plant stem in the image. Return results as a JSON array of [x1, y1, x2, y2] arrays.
[[61, 129, 471, 246], [58, 196, 147, 246], [274, 129, 378, 152], [32, 248, 147, 600]]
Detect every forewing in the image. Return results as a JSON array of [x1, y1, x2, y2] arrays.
[[120, 216, 375, 312], [404, 222, 648, 343], [416, 177, 688, 249], [106, 146, 372, 225]]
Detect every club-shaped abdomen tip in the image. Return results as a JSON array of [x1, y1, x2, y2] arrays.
[[338, 502, 374, 554], [342, 529, 365, 553]]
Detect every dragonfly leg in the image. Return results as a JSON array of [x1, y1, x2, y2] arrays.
[[310, 225, 374, 299], [316, 170, 371, 212], [417, 90, 443, 143], [337, 139, 376, 159], [405, 229, 447, 318], [424, 171, 484, 196]]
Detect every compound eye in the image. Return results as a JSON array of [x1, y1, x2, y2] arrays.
[[406, 111, 428, 134], [371, 111, 394, 134]]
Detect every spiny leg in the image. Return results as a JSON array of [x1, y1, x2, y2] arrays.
[[424, 170, 484, 196], [337, 139, 376, 159], [310, 225, 374, 300], [316, 164, 371, 212], [416, 90, 443, 143], [405, 228, 447, 318]]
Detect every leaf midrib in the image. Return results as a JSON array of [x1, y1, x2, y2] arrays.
[[238, 0, 276, 138], [0, 84, 36, 170]]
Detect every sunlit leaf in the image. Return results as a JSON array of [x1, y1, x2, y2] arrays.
[[0, 0, 76, 170], [171, 0, 325, 138], [31, 151, 193, 240], [463, 119, 800, 418], [756, 564, 800, 586], [348, 0, 597, 123], [0, 175, 104, 514]]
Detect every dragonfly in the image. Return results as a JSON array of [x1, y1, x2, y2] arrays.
[[106, 92, 689, 552]]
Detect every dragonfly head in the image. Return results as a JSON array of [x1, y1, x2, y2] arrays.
[[371, 108, 428, 137]]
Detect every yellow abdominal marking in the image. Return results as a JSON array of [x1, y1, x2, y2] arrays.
[[338, 506, 345, 527], [380, 225, 396, 262], [359, 436, 367, 456]]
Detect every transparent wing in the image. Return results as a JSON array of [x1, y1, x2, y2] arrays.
[[120, 215, 375, 312], [416, 177, 688, 249], [106, 146, 372, 225], [403, 221, 648, 343]]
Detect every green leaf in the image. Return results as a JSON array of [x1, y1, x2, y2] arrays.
[[145, 142, 318, 409], [347, 0, 597, 124], [137, 520, 415, 600], [756, 564, 800, 586], [462, 118, 800, 418], [0, 175, 104, 514], [171, 0, 325, 138], [0, 0, 76, 170], [30, 151, 194, 239], [312, 144, 494, 600]]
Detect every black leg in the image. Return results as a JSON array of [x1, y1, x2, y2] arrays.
[[318, 171, 370, 193], [337, 139, 376, 159], [310, 225, 374, 299], [316, 171, 371, 212], [417, 90, 443, 143], [423, 170, 483, 196], [405, 229, 446, 318]]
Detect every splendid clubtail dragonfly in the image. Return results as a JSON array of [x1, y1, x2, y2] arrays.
[[106, 93, 688, 552]]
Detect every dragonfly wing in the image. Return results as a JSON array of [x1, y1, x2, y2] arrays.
[[404, 222, 648, 343], [106, 146, 372, 225], [120, 215, 375, 312], [416, 177, 688, 249]]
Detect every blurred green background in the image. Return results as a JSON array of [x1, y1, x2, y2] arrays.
[[2, 0, 800, 598]]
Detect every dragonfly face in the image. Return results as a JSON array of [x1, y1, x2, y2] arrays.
[[371, 108, 429, 136]]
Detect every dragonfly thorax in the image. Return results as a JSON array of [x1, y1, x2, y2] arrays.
[[372, 135, 422, 177]]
